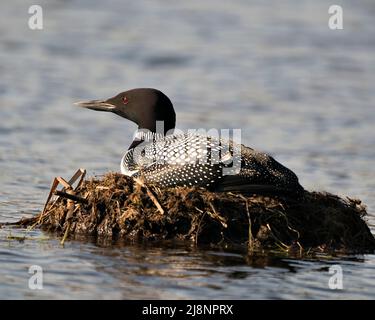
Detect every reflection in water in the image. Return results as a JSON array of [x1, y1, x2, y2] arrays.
[[0, 224, 373, 299]]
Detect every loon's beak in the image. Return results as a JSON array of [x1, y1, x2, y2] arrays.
[[74, 99, 116, 112]]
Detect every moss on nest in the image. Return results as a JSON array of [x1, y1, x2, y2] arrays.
[[15, 172, 375, 254]]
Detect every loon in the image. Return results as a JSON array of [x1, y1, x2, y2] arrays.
[[76, 88, 304, 195]]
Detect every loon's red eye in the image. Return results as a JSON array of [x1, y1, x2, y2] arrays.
[[122, 96, 129, 104]]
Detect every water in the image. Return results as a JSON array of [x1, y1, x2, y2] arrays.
[[1, 0, 375, 299]]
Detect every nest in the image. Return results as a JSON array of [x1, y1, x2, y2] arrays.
[[13, 169, 375, 255]]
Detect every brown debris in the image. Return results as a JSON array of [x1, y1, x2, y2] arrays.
[[14, 170, 375, 255]]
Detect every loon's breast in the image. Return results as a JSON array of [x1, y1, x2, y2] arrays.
[[120, 149, 139, 177]]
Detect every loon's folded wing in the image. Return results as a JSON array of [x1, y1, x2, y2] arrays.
[[215, 175, 303, 196]]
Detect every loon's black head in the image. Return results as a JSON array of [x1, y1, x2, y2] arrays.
[[75, 88, 176, 134]]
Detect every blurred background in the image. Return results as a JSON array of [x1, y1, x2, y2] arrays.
[[0, 0, 375, 299]]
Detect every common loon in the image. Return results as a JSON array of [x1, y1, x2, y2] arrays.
[[76, 88, 304, 195]]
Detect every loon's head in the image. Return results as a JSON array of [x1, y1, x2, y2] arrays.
[[75, 88, 176, 135]]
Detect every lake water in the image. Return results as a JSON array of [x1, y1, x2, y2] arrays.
[[1, 0, 375, 299]]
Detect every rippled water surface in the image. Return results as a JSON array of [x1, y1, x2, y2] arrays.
[[1, 0, 375, 299]]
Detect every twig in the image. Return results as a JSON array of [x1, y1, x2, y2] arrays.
[[96, 186, 110, 190], [296, 241, 303, 256], [134, 178, 164, 215], [238, 194, 254, 250], [207, 202, 227, 228], [44, 169, 86, 215], [195, 209, 207, 245], [60, 221, 71, 246], [60, 188, 75, 246], [266, 223, 289, 250], [54, 190, 88, 204], [67, 168, 86, 190], [41, 177, 60, 215]]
